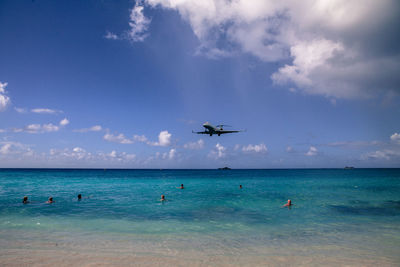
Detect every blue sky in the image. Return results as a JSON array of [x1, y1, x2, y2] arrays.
[[0, 0, 399, 168]]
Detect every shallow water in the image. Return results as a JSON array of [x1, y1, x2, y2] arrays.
[[1, 169, 399, 266]]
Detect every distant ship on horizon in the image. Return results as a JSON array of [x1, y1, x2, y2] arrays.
[[218, 167, 231, 170]]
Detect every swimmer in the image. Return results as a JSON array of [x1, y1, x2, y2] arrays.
[[160, 195, 166, 201], [283, 199, 293, 207], [239, 185, 243, 189], [77, 194, 82, 200], [46, 197, 54, 204], [22, 196, 29, 204], [180, 184, 184, 189]]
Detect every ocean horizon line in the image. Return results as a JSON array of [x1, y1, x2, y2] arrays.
[[0, 167, 399, 171]]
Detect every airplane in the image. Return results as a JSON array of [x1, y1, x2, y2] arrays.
[[192, 122, 243, 136]]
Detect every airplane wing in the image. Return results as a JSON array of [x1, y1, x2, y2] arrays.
[[192, 130, 209, 134], [217, 130, 241, 134]]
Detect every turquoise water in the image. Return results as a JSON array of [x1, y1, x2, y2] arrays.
[[1, 169, 400, 265]]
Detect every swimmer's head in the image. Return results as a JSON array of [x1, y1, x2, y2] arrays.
[[78, 194, 82, 200], [23, 196, 28, 203], [48, 197, 53, 202], [161, 195, 165, 200]]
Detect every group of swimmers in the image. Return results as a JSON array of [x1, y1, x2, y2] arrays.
[[161, 184, 293, 207], [22, 194, 82, 204], [22, 183, 293, 207]]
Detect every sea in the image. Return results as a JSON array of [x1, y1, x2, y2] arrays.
[[0, 168, 399, 266]]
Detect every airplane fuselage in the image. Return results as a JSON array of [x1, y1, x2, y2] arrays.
[[193, 122, 241, 136], [203, 122, 224, 136]]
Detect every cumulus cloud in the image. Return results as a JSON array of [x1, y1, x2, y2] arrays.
[[209, 143, 226, 159], [0, 82, 11, 111], [242, 143, 267, 153], [19, 123, 59, 133], [162, 148, 177, 160], [8, 118, 69, 134], [149, 130, 172, 146], [102, 130, 172, 147], [390, 133, 400, 144], [184, 139, 204, 150], [138, 0, 400, 99], [74, 125, 103, 133], [59, 118, 69, 126], [0, 141, 33, 156], [103, 133, 133, 144], [305, 146, 318, 156]]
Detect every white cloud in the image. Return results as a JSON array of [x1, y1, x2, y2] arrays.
[[25, 124, 41, 133], [305, 146, 318, 156], [103, 133, 133, 144], [49, 147, 93, 161], [103, 130, 171, 147], [0, 143, 12, 154], [149, 130, 172, 146], [139, 0, 400, 99], [15, 107, 27, 113], [0, 141, 33, 156], [59, 118, 69, 126], [104, 31, 119, 40], [74, 125, 103, 133], [390, 133, 400, 144], [242, 143, 267, 153], [286, 146, 294, 153], [48, 147, 136, 163], [73, 147, 85, 153], [163, 148, 176, 160], [361, 149, 400, 160], [20, 123, 59, 133], [127, 2, 151, 42], [184, 139, 204, 150], [31, 108, 62, 114], [109, 150, 117, 158], [209, 143, 226, 159], [42, 123, 60, 132], [0, 82, 11, 111], [11, 119, 68, 134], [133, 134, 148, 142]]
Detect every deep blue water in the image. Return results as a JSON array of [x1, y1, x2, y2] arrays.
[[1, 169, 400, 263]]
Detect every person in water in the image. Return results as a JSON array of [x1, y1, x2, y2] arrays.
[[77, 194, 82, 200], [22, 196, 29, 204], [283, 199, 292, 207], [160, 195, 166, 201], [46, 197, 54, 204], [239, 185, 243, 189], [180, 184, 184, 189]]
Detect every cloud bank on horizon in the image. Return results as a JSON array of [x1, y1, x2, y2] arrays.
[[122, 0, 400, 100]]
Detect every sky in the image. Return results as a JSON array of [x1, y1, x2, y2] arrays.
[[0, 0, 400, 168]]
